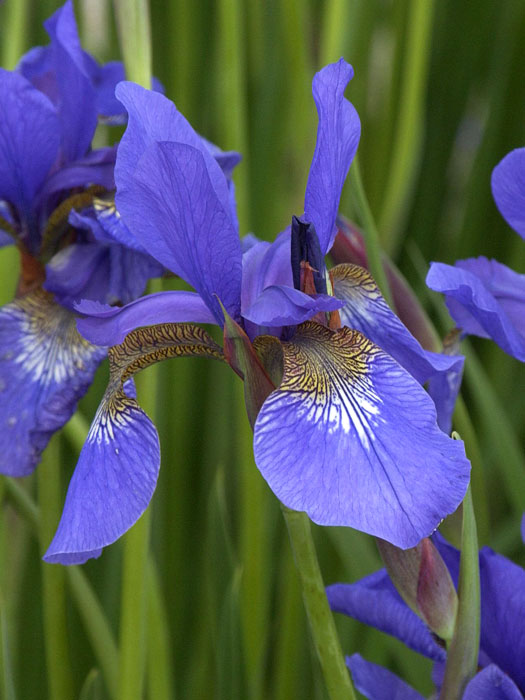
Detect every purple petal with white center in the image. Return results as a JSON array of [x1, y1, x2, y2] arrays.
[[0, 290, 105, 477], [0, 70, 60, 219], [332, 263, 464, 431], [44, 1, 97, 163], [491, 148, 525, 239], [45, 321, 223, 564], [327, 572, 445, 661], [346, 655, 424, 700], [426, 261, 525, 361], [243, 285, 343, 328], [253, 322, 470, 547], [43, 385, 160, 564], [464, 665, 524, 700], [76, 291, 217, 346], [116, 141, 242, 323], [304, 59, 360, 255], [115, 81, 236, 216]]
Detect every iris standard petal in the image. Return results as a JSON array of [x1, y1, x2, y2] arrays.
[[0, 290, 106, 477], [253, 322, 470, 547], [346, 655, 425, 700], [44, 322, 224, 563], [116, 141, 242, 323], [464, 665, 524, 700], [44, 0, 97, 162], [304, 59, 360, 255], [76, 291, 218, 346], [115, 81, 236, 216], [243, 285, 343, 328], [39, 147, 117, 204], [327, 572, 445, 661], [491, 147, 525, 239], [0, 70, 60, 219], [426, 261, 525, 361]]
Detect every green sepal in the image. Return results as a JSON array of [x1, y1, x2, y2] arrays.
[[220, 305, 276, 428]]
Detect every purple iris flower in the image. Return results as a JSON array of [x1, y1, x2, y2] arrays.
[[0, 1, 170, 478], [427, 147, 525, 361], [44, 59, 470, 565], [327, 532, 525, 699]]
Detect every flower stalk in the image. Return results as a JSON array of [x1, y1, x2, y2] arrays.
[[282, 506, 357, 700]]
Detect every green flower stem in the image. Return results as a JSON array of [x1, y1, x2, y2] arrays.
[[1, 0, 28, 69], [37, 436, 74, 700], [0, 591, 16, 700], [112, 9, 154, 698], [349, 156, 394, 308], [4, 477, 120, 700], [146, 558, 173, 700], [112, 0, 152, 88], [440, 485, 480, 700], [281, 506, 356, 700], [379, 0, 435, 256]]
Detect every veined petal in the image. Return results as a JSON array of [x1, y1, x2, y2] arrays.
[[0, 289, 105, 477], [426, 261, 525, 361], [478, 546, 525, 691], [346, 655, 425, 700], [76, 291, 217, 346], [327, 572, 445, 661], [304, 59, 360, 255], [464, 665, 524, 700], [243, 285, 343, 328], [253, 322, 470, 547], [0, 69, 60, 219], [332, 263, 461, 385], [45, 322, 224, 564], [115, 81, 237, 215], [491, 147, 525, 239], [44, 0, 97, 162], [116, 141, 242, 322]]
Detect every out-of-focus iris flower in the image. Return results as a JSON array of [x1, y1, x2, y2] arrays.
[[427, 147, 525, 361], [44, 59, 470, 565], [327, 532, 525, 699], [0, 0, 169, 478]]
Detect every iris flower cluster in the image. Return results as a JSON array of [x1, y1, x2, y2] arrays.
[[427, 147, 525, 361], [0, 1, 236, 480], [34, 59, 472, 564], [327, 530, 525, 699]]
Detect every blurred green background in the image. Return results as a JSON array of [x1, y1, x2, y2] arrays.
[[1, 0, 525, 698]]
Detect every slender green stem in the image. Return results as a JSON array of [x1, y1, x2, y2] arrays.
[[112, 0, 152, 87], [4, 478, 120, 700], [440, 485, 480, 700], [281, 506, 356, 700], [146, 558, 174, 700], [379, 0, 435, 255], [67, 569, 120, 700], [112, 7, 154, 698], [0, 591, 16, 700], [349, 156, 394, 307], [37, 437, 74, 700], [1, 0, 28, 69]]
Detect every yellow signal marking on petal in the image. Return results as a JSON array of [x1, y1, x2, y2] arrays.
[[6, 288, 100, 386], [331, 262, 382, 300], [96, 323, 225, 435], [262, 321, 384, 446]]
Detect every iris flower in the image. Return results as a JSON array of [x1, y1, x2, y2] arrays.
[[427, 147, 525, 361], [44, 59, 470, 565], [0, 1, 239, 480], [327, 531, 525, 699]]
